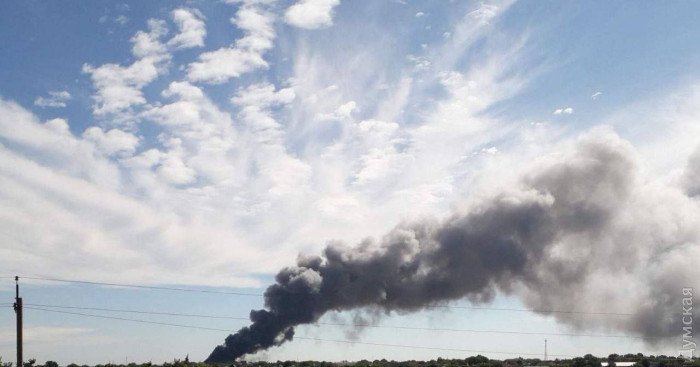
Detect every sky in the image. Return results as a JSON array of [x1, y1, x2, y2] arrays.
[[1, 0, 700, 365]]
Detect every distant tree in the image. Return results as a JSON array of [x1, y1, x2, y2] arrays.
[[572, 355, 601, 367], [24, 359, 36, 367], [0, 357, 13, 367], [45, 361, 58, 367]]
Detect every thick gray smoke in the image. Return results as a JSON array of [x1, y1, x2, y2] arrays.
[[206, 131, 700, 362]]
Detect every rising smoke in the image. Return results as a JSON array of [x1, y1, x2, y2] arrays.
[[206, 130, 700, 362]]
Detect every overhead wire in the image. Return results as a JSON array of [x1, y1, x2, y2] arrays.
[[25, 307, 237, 332], [14, 275, 633, 316], [18, 276, 261, 297], [25, 303, 642, 339], [25, 306, 576, 358], [25, 303, 249, 320]]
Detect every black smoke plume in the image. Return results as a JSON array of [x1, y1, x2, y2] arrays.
[[206, 131, 700, 362]]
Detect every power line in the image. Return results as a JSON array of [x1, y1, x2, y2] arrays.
[[25, 307, 237, 332], [25, 303, 641, 339], [19, 276, 261, 297], [25, 303, 250, 321], [25, 307, 575, 359], [14, 275, 632, 316]]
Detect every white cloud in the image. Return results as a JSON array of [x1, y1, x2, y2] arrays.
[[284, 0, 340, 29], [431, 0, 515, 73], [99, 14, 130, 26], [351, 119, 408, 188], [0, 97, 281, 287], [83, 59, 160, 118], [591, 91, 603, 99], [187, 2, 275, 84], [82, 127, 140, 156], [84, 19, 170, 119], [0, 0, 544, 297], [142, 81, 239, 185], [155, 136, 197, 185], [602, 82, 700, 181], [115, 14, 129, 25], [335, 101, 357, 118], [232, 83, 312, 196], [406, 54, 431, 72], [468, 2, 500, 24], [34, 90, 71, 108], [0, 99, 121, 187], [274, 2, 528, 248], [481, 146, 498, 155], [553, 107, 573, 115], [415, 12, 425, 18], [167, 8, 206, 49], [131, 19, 168, 58], [230, 82, 295, 107], [317, 100, 357, 120]]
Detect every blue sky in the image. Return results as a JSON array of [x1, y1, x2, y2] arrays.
[[1, 0, 700, 364]]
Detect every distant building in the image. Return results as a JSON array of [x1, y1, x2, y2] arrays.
[[601, 362, 636, 367]]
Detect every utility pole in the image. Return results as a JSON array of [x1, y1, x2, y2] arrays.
[[544, 338, 547, 362], [14, 276, 23, 367]]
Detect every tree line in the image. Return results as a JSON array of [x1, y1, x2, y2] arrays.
[[1, 353, 698, 367]]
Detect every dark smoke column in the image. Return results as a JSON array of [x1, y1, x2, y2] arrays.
[[206, 133, 700, 362], [206, 173, 559, 362]]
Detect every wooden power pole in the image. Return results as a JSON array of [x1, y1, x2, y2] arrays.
[[14, 276, 22, 367]]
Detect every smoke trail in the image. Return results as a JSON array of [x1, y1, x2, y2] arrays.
[[206, 131, 700, 362]]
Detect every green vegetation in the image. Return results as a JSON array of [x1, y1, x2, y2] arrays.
[[1, 355, 698, 367]]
